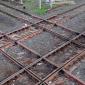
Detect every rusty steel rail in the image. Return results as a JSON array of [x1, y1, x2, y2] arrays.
[[63, 50, 85, 69], [0, 69, 40, 85], [45, 69, 85, 85], [64, 69, 85, 85]]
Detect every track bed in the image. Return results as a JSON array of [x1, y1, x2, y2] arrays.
[[46, 42, 85, 66], [0, 4, 42, 24], [0, 52, 20, 82], [2, 44, 40, 66], [37, 21, 78, 39], [63, 12, 85, 33], [8, 26, 41, 41], [64, 52, 85, 83], [19, 30, 67, 56], [0, 12, 25, 33], [46, 70, 82, 85], [29, 59, 57, 79], [3, 71, 39, 85]]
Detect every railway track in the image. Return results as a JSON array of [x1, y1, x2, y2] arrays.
[[0, 1, 85, 85], [46, 67, 85, 85], [0, 2, 85, 35], [0, 3, 42, 24], [47, 5, 85, 33], [63, 51, 85, 84], [0, 28, 85, 85], [48, 4, 85, 23], [0, 1, 85, 33], [63, 11, 85, 33], [0, 11, 30, 34]]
